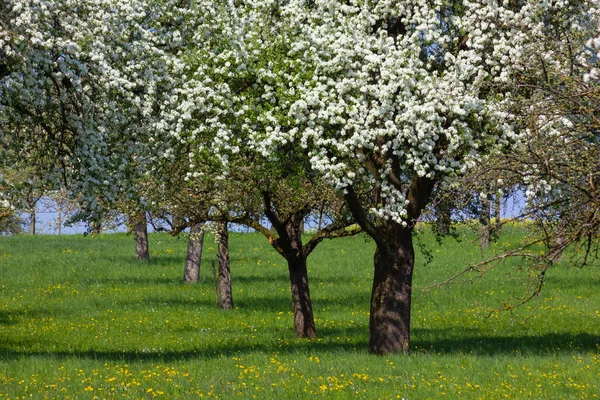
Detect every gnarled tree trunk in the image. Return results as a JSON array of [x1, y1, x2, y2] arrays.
[[183, 222, 204, 283], [283, 217, 316, 338], [479, 196, 491, 249], [263, 201, 317, 339], [287, 251, 316, 338], [135, 212, 149, 261], [29, 210, 36, 235], [435, 198, 451, 236], [493, 194, 502, 236], [369, 224, 414, 354], [217, 222, 234, 309], [345, 175, 435, 354]]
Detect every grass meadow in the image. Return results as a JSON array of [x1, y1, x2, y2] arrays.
[[0, 226, 598, 399]]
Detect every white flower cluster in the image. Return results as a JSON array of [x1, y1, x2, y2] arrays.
[[0, 199, 13, 210], [585, 2, 600, 81], [0, 0, 180, 208], [2, 0, 596, 223], [262, 0, 543, 223]]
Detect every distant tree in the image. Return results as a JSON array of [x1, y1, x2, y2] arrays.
[[0, 166, 50, 235], [183, 221, 205, 283], [433, 1, 599, 308], [0, 199, 23, 235], [216, 222, 233, 310], [132, 212, 149, 261]]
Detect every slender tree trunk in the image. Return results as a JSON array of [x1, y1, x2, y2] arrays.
[[435, 198, 451, 236], [479, 196, 491, 249], [286, 252, 316, 338], [183, 222, 204, 283], [263, 192, 317, 338], [369, 223, 414, 354], [283, 218, 316, 338], [135, 212, 149, 261], [29, 210, 36, 235], [217, 222, 234, 309], [89, 219, 102, 235], [57, 205, 62, 236], [551, 235, 564, 263], [493, 194, 502, 235]]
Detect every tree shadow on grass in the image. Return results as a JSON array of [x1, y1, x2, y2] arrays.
[[411, 328, 599, 356], [79, 276, 182, 287], [543, 273, 600, 290], [1, 325, 597, 362], [230, 294, 370, 313]]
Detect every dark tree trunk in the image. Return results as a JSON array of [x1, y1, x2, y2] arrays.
[[57, 206, 62, 236], [261, 191, 317, 339], [369, 223, 414, 354], [264, 208, 317, 337], [183, 222, 204, 283], [551, 235, 564, 263], [283, 218, 316, 338], [434, 198, 451, 236], [135, 212, 149, 261], [479, 196, 491, 249], [344, 176, 435, 355], [493, 194, 502, 236], [286, 251, 316, 338], [89, 219, 102, 235], [29, 210, 36, 235], [217, 222, 234, 309]]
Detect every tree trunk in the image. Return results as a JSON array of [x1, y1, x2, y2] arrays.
[[89, 219, 102, 235], [263, 192, 317, 338], [551, 235, 564, 263], [183, 222, 204, 283], [57, 205, 62, 236], [344, 176, 435, 355], [217, 222, 234, 309], [479, 196, 491, 249], [282, 218, 316, 338], [29, 210, 36, 235], [434, 198, 451, 236], [493, 194, 502, 236], [369, 223, 414, 354], [286, 252, 316, 338], [135, 212, 149, 261]]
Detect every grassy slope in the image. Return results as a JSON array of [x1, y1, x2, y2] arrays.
[[0, 227, 598, 399]]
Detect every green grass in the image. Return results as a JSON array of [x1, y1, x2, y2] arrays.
[[0, 228, 598, 399]]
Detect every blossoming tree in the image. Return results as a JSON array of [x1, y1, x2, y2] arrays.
[[0, 0, 175, 223], [141, 0, 362, 337], [257, 0, 593, 354]]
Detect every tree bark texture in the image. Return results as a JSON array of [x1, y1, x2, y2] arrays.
[[284, 218, 316, 338], [344, 175, 435, 354], [479, 196, 491, 249], [493, 194, 502, 236], [89, 219, 102, 235], [135, 212, 149, 261], [183, 222, 204, 283], [434, 198, 451, 236], [287, 252, 316, 338], [551, 235, 564, 263], [217, 222, 234, 309], [29, 210, 36, 235], [57, 206, 62, 236], [369, 223, 415, 354]]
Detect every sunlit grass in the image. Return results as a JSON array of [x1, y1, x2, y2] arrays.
[[0, 227, 598, 399]]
